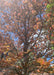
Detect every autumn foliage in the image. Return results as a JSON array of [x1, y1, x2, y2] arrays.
[[0, 0, 54, 75]]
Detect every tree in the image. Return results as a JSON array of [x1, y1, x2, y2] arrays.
[[0, 0, 53, 75]]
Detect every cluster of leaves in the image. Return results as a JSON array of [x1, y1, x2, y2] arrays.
[[46, 0, 54, 55]]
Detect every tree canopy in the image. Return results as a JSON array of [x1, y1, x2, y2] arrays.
[[0, 0, 54, 75]]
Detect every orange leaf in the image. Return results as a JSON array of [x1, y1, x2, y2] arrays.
[[52, 25, 54, 28]]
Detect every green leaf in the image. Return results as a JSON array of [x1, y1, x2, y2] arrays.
[[51, 47, 54, 49]]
